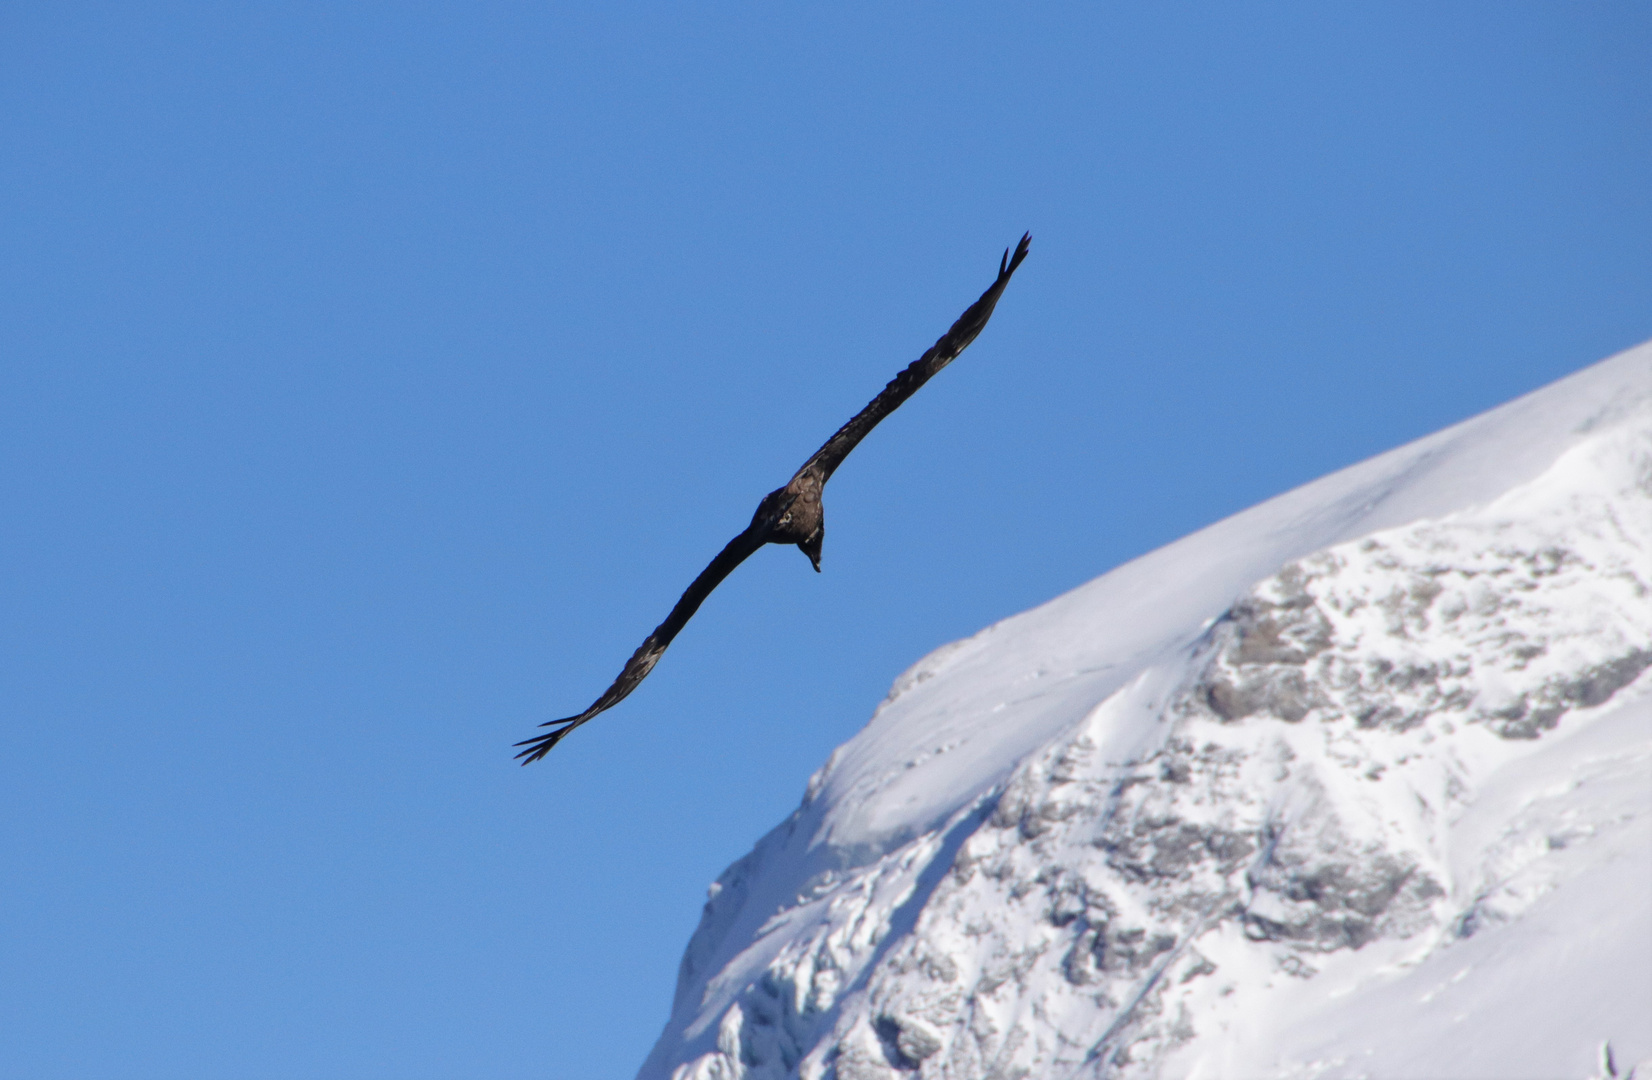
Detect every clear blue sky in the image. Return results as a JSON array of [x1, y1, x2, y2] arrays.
[[1, 4, 1647, 1078]]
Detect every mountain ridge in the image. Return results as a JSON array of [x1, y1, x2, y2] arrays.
[[640, 341, 1652, 1080]]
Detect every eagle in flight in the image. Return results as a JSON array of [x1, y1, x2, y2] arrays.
[[516, 233, 1032, 763]]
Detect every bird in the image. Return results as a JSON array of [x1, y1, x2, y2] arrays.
[[516, 233, 1031, 763]]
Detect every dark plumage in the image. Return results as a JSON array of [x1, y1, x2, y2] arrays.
[[516, 234, 1031, 763]]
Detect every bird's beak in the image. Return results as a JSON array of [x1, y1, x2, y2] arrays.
[[799, 535, 823, 573]]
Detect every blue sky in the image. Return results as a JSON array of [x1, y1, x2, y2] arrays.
[[1, 4, 1647, 1078]]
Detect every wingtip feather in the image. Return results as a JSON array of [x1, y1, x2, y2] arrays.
[[1008, 232, 1031, 274], [999, 232, 1031, 278], [513, 718, 581, 764]]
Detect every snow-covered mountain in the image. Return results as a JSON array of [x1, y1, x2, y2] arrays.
[[638, 343, 1652, 1080]]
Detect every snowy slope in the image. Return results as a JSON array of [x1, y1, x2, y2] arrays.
[[638, 342, 1652, 1080]]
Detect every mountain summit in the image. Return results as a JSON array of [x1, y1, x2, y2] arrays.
[[639, 343, 1652, 1080]]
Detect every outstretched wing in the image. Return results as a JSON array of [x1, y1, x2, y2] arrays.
[[519, 234, 1030, 764], [515, 526, 769, 763], [793, 232, 1031, 487]]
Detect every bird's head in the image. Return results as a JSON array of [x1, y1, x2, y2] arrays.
[[797, 525, 823, 573]]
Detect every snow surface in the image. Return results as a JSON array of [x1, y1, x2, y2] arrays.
[[638, 341, 1652, 1080]]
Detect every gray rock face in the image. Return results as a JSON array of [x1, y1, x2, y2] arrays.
[[1199, 525, 1652, 737]]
